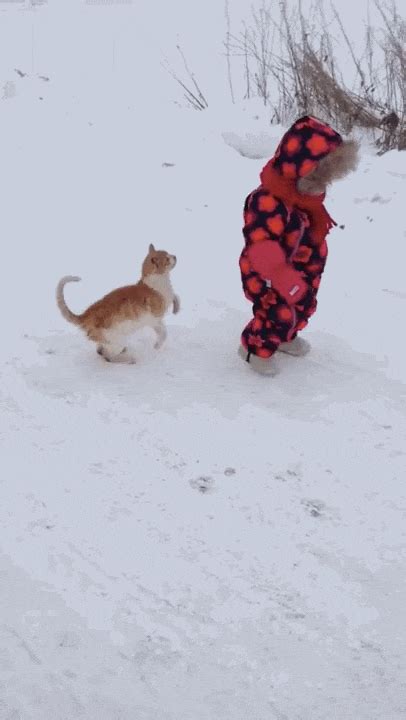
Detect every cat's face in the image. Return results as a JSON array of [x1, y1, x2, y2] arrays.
[[143, 244, 177, 276]]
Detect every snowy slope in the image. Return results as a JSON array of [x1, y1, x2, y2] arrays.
[[1, 4, 406, 720]]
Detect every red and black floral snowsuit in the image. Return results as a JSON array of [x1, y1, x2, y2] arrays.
[[240, 116, 342, 359]]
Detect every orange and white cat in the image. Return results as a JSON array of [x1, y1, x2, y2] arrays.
[[56, 244, 180, 363]]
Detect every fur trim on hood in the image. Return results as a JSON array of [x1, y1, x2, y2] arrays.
[[270, 115, 343, 180]]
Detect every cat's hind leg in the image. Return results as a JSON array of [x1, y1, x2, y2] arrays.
[[153, 321, 167, 350]]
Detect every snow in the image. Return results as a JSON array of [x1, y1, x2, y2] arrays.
[[1, 3, 406, 719]]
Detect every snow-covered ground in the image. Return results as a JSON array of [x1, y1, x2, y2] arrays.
[[1, 3, 406, 719]]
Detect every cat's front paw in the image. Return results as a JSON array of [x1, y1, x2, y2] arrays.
[[173, 295, 181, 314]]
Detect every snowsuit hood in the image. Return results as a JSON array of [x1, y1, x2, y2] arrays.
[[267, 115, 343, 181]]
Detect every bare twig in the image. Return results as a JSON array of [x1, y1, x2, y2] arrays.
[[162, 45, 208, 111], [224, 0, 235, 104], [176, 45, 208, 109]]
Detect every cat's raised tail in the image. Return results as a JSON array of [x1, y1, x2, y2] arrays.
[[56, 275, 82, 326]]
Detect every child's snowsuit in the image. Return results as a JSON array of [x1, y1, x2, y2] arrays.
[[240, 116, 342, 359]]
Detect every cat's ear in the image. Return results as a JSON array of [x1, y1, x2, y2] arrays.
[[149, 243, 156, 254]]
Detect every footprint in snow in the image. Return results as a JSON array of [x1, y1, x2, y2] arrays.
[[301, 498, 326, 518], [58, 631, 80, 649], [371, 193, 391, 204], [189, 476, 215, 494]]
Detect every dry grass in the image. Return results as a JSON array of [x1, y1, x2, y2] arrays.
[[226, 0, 406, 153], [162, 45, 208, 112]]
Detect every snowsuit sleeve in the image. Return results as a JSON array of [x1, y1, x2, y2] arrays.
[[240, 189, 288, 301], [240, 189, 307, 306]]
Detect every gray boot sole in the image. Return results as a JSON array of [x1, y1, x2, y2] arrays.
[[278, 338, 311, 357]]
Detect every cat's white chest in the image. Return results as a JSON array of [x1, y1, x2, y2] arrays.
[[145, 274, 174, 309]]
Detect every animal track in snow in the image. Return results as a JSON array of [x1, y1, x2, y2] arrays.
[[189, 476, 215, 494], [301, 498, 326, 518]]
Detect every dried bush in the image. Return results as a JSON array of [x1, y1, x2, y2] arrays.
[[226, 0, 406, 152]]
